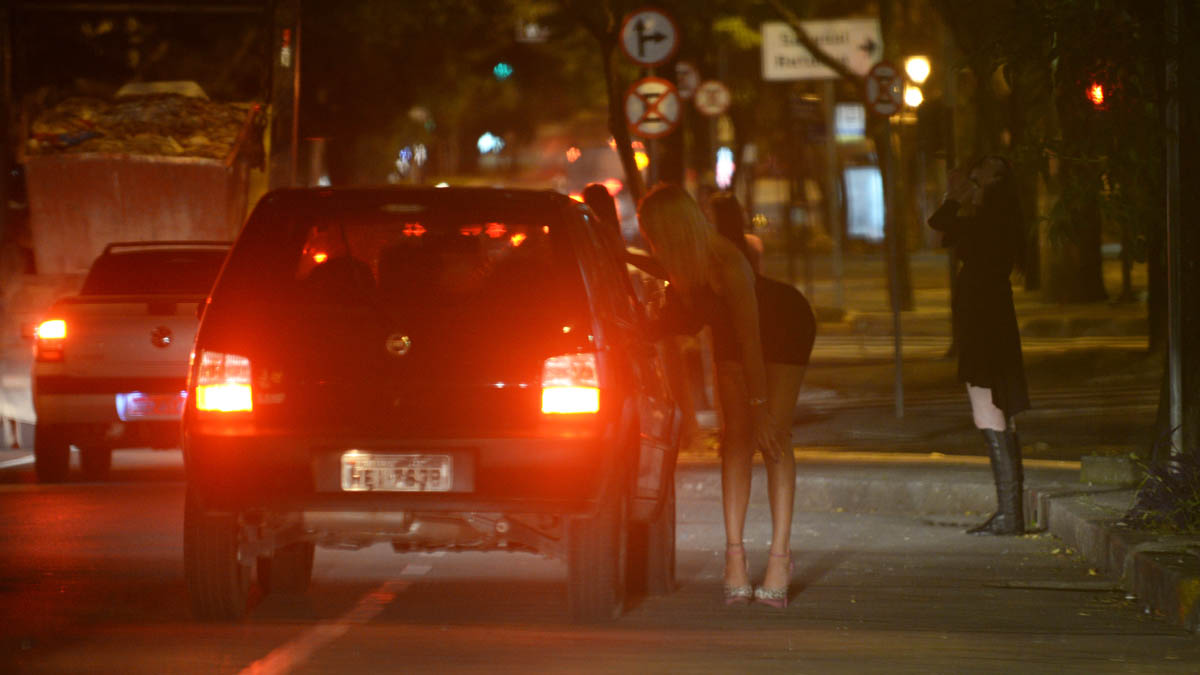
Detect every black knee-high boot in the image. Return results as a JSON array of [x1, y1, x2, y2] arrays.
[[967, 429, 1025, 535]]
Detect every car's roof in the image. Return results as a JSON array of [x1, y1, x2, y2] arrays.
[[100, 241, 232, 256], [257, 185, 577, 212]]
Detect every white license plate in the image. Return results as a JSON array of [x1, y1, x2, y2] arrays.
[[115, 391, 188, 421], [340, 452, 452, 492]]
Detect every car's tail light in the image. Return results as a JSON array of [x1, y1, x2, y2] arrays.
[[35, 319, 66, 362], [194, 350, 253, 412], [541, 352, 600, 414]]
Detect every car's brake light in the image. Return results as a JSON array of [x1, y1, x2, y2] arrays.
[[541, 352, 600, 414], [35, 319, 67, 362], [194, 350, 253, 412]]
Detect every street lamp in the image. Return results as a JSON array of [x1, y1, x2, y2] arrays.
[[905, 56, 931, 85], [904, 84, 924, 109]]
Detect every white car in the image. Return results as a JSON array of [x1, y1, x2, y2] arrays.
[[32, 241, 230, 481]]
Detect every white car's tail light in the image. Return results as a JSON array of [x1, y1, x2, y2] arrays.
[[35, 319, 67, 362], [541, 352, 600, 414], [194, 350, 253, 412]]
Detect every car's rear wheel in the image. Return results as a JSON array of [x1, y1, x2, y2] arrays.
[[257, 542, 315, 595], [184, 490, 251, 620], [79, 446, 112, 481], [34, 425, 70, 483], [566, 489, 627, 623]]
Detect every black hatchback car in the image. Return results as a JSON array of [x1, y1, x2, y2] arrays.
[[183, 187, 679, 622]]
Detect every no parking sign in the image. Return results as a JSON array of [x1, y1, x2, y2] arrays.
[[625, 77, 681, 139]]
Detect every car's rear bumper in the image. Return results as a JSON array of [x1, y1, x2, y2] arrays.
[[35, 386, 186, 448], [183, 431, 620, 517]]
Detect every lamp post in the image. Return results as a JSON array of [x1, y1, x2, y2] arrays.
[[905, 55, 931, 85]]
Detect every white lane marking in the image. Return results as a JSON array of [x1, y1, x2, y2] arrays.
[[0, 456, 33, 470], [400, 563, 432, 576], [239, 579, 409, 675]]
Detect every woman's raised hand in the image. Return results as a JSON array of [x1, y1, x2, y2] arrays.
[[946, 167, 977, 203]]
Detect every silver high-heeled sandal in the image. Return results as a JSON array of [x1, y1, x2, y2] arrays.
[[723, 542, 753, 605], [753, 551, 793, 609]]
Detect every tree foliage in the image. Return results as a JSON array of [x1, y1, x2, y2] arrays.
[[302, 0, 605, 182], [932, 0, 1171, 302]]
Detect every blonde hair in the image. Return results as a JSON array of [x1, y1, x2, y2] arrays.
[[637, 184, 723, 291]]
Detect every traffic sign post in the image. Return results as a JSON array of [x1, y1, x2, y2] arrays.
[[693, 80, 731, 117], [865, 61, 903, 117], [761, 19, 882, 81], [619, 8, 679, 67], [625, 77, 681, 139], [675, 61, 700, 99], [863, 61, 906, 417]]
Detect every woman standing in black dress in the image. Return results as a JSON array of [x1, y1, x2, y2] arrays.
[[928, 155, 1030, 536]]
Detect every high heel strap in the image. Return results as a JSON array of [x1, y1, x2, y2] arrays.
[[723, 542, 752, 605], [755, 550, 792, 609]]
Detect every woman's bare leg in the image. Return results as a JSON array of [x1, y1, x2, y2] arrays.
[[760, 363, 806, 591], [715, 361, 753, 589], [967, 384, 1006, 431]]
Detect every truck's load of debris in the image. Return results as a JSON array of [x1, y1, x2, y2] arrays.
[[27, 94, 258, 160]]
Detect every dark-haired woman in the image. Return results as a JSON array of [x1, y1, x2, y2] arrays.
[[928, 156, 1030, 536]]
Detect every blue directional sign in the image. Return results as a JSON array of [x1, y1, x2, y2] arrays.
[[620, 8, 679, 67]]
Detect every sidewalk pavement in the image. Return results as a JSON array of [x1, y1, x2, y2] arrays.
[[673, 448, 1200, 634], [750, 250, 1195, 633]]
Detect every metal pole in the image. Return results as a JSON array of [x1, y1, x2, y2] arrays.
[[885, 117, 904, 418], [822, 80, 843, 309], [943, 29, 959, 356], [783, 87, 796, 285], [0, 5, 11, 245], [268, 0, 300, 190], [1166, 0, 1183, 455]]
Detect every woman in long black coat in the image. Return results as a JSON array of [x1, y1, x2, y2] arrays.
[[928, 155, 1030, 536]]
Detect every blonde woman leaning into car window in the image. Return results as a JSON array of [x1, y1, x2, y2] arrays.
[[636, 184, 814, 609]]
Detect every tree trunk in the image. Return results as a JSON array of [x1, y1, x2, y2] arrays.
[[1178, 0, 1200, 456], [599, 36, 645, 205], [1041, 164, 1109, 303]]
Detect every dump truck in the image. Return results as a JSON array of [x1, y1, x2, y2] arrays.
[[0, 84, 266, 458]]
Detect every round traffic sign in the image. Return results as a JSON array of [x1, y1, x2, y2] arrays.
[[694, 80, 731, 117], [865, 61, 904, 117], [625, 77, 681, 139], [619, 8, 679, 67], [675, 61, 700, 99]]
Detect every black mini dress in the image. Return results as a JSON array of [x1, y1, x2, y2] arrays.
[[656, 276, 816, 366]]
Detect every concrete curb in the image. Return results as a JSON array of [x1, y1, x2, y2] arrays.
[[818, 311, 1147, 339], [1031, 485, 1200, 633], [679, 451, 1078, 517]]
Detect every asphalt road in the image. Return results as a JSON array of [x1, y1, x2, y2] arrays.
[[2, 451, 1197, 674]]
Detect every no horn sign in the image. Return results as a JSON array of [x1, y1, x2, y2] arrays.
[[625, 77, 680, 139]]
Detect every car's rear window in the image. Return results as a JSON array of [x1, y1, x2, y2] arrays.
[[212, 192, 588, 320], [81, 249, 229, 295]]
